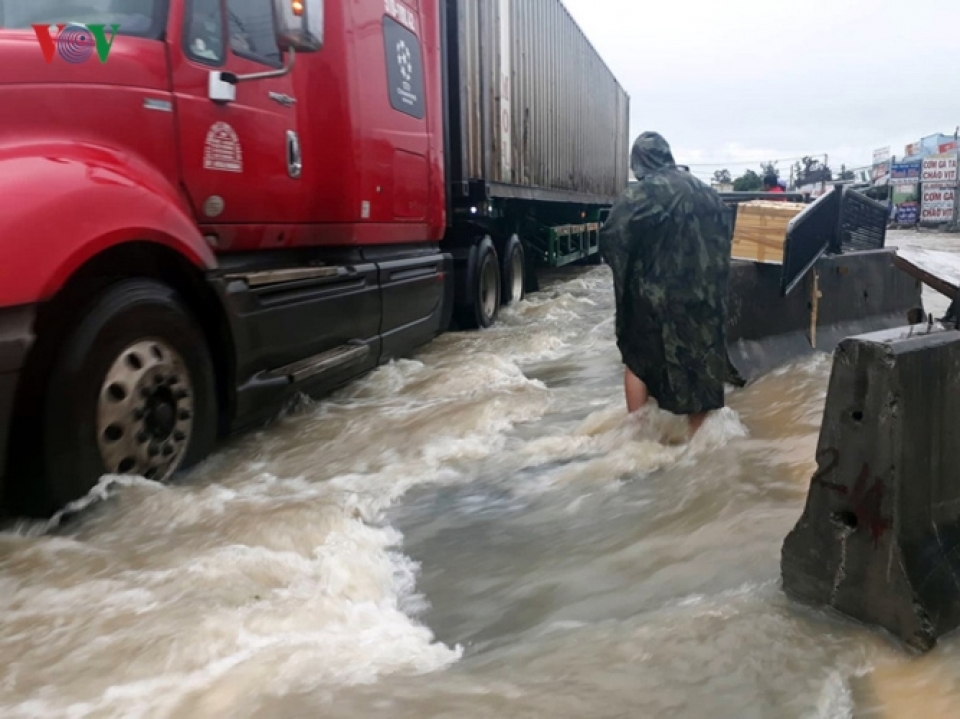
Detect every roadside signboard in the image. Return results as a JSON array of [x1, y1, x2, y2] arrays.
[[896, 202, 920, 224], [893, 182, 920, 224], [921, 153, 958, 184], [891, 162, 921, 185], [870, 147, 892, 185], [920, 184, 955, 223], [872, 163, 890, 185]]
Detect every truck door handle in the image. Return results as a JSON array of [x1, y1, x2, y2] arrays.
[[286, 130, 302, 179]]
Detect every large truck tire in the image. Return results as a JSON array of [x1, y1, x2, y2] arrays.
[[501, 235, 526, 306], [36, 279, 217, 515], [456, 237, 501, 330]]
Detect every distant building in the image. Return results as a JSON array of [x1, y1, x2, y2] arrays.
[[903, 133, 958, 160]]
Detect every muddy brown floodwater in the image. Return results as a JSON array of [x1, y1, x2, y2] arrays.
[[2, 231, 959, 718]]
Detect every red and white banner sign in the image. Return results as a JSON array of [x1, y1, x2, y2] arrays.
[[921, 153, 958, 184], [921, 205, 954, 222], [921, 184, 955, 223], [922, 185, 955, 207]]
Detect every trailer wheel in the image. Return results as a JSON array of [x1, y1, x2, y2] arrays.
[[501, 235, 526, 306], [457, 237, 501, 329], [37, 279, 217, 514]]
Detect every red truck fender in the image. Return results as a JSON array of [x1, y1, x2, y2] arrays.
[[0, 143, 216, 307]]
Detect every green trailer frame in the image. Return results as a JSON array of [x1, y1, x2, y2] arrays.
[[525, 209, 611, 268]]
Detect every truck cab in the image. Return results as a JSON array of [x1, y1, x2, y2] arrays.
[[0, 0, 452, 517]]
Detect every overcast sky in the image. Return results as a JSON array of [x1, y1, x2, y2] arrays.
[[561, 0, 960, 182]]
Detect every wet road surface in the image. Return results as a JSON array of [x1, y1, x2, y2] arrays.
[[1, 230, 959, 718]]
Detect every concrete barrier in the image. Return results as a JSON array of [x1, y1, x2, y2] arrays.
[[781, 323, 960, 652], [727, 249, 924, 383]]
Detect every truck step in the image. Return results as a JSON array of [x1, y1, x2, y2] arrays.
[[264, 341, 370, 384], [224, 267, 340, 288]]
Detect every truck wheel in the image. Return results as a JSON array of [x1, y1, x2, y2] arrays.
[[457, 237, 501, 329], [501, 235, 526, 306], [38, 279, 217, 514]]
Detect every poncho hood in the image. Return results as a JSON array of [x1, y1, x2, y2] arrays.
[[630, 132, 676, 179]]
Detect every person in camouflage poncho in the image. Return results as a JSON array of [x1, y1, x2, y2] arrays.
[[599, 132, 734, 435]]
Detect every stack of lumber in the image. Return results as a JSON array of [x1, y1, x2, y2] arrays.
[[730, 200, 807, 265]]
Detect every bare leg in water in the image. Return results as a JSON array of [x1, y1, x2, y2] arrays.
[[624, 367, 709, 437], [687, 412, 708, 435], [624, 367, 648, 414]]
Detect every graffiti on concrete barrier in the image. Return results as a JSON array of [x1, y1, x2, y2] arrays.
[[812, 447, 892, 547]]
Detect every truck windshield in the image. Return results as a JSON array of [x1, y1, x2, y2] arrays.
[[0, 1, 166, 40]]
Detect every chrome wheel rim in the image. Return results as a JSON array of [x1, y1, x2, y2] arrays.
[[96, 340, 194, 480]]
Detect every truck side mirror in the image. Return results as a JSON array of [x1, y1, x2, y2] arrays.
[[274, 0, 323, 52], [208, 0, 323, 101]]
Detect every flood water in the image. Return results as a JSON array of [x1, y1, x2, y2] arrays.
[[2, 231, 960, 718]]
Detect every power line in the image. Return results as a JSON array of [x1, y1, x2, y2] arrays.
[[685, 155, 826, 168]]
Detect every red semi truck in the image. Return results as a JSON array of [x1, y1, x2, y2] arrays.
[[0, 0, 629, 517]]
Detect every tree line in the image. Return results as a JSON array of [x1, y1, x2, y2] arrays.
[[712, 157, 855, 191]]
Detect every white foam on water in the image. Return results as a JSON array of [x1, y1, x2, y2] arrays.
[[809, 671, 854, 719], [335, 358, 429, 404], [683, 407, 750, 457], [502, 401, 750, 498], [5, 474, 164, 538], [660, 580, 775, 617], [2, 481, 469, 717], [0, 350, 561, 718], [771, 352, 832, 378], [443, 324, 577, 365]]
